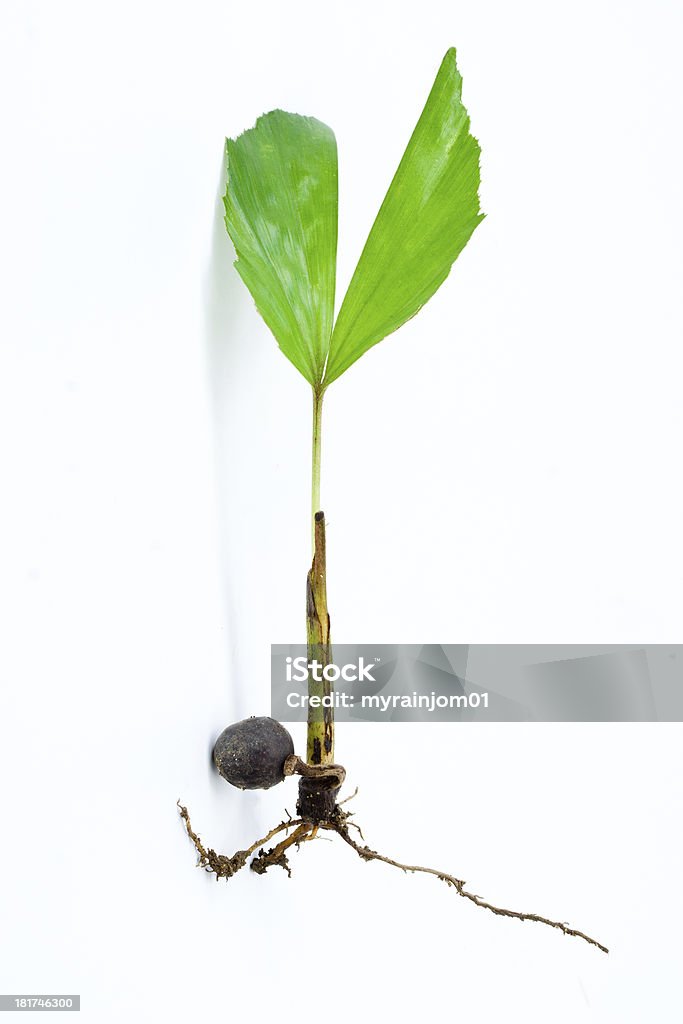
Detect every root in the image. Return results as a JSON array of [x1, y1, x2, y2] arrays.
[[328, 809, 608, 954], [177, 801, 306, 880], [177, 796, 608, 954], [251, 822, 315, 877], [337, 786, 359, 807]]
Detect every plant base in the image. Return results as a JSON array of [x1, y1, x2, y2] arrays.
[[296, 777, 341, 822]]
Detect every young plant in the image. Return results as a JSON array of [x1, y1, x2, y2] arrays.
[[179, 49, 607, 954]]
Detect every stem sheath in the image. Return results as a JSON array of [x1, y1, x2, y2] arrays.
[[306, 511, 333, 765]]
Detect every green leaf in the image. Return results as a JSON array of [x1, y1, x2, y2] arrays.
[[323, 48, 484, 386], [224, 110, 338, 386]]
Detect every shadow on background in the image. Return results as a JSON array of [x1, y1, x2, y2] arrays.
[[201, 147, 260, 835]]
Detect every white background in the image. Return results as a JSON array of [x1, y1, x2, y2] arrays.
[[1, 0, 682, 1021]]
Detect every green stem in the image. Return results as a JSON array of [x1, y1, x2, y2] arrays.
[[306, 387, 333, 767], [311, 387, 324, 550]]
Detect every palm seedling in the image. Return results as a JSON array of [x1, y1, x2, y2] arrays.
[[179, 48, 607, 954]]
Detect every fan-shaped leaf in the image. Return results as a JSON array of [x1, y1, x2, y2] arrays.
[[323, 48, 483, 386], [224, 110, 338, 386]]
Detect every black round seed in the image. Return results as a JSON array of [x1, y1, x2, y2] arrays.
[[213, 717, 294, 790]]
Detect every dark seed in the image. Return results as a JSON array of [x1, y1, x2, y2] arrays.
[[213, 717, 295, 791]]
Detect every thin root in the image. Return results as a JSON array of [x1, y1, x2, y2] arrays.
[[337, 786, 359, 807], [327, 811, 608, 954], [177, 800, 304, 880]]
